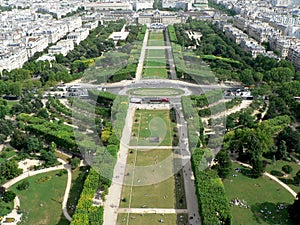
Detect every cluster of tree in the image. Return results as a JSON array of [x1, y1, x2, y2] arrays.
[[207, 0, 237, 16], [224, 115, 291, 177], [16, 113, 77, 152], [46, 97, 72, 117], [182, 96, 203, 149], [191, 90, 223, 108], [70, 169, 104, 225], [191, 148, 232, 224], [0, 160, 22, 184], [288, 192, 300, 223], [198, 97, 242, 117], [168, 25, 178, 43]]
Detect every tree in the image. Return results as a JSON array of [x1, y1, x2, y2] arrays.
[[36, 108, 49, 119], [294, 170, 300, 185], [276, 140, 288, 160], [3, 191, 16, 202], [10, 130, 28, 150], [288, 192, 300, 223], [69, 157, 81, 169], [282, 165, 293, 174], [40, 150, 57, 166], [17, 180, 30, 190], [27, 136, 42, 154], [251, 155, 264, 178], [212, 150, 232, 178]]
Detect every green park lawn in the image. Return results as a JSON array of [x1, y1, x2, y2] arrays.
[[149, 32, 164, 40], [264, 158, 300, 193], [117, 213, 180, 225], [223, 163, 296, 225], [144, 59, 166, 67], [147, 40, 165, 46], [130, 110, 174, 146], [146, 49, 166, 58], [120, 149, 176, 209], [142, 68, 168, 78], [127, 88, 184, 97], [10, 170, 68, 225]]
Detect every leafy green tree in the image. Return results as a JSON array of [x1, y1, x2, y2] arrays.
[[294, 170, 300, 185], [10, 130, 28, 150], [277, 140, 288, 160], [36, 108, 49, 119], [40, 150, 57, 166], [3, 191, 16, 202], [17, 180, 30, 190], [69, 157, 81, 169], [212, 150, 232, 178], [27, 136, 42, 153], [282, 165, 293, 174]]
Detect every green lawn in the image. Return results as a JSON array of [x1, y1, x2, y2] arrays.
[[148, 32, 164, 40], [223, 163, 296, 225], [142, 68, 168, 78], [147, 40, 165, 46], [10, 170, 68, 225], [117, 213, 183, 225], [120, 149, 176, 209], [146, 49, 166, 58], [67, 166, 89, 216], [144, 59, 166, 67], [130, 110, 174, 146], [264, 158, 300, 193], [127, 88, 184, 96]]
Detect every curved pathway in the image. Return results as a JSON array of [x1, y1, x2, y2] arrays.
[[233, 160, 297, 198], [2, 158, 73, 222]]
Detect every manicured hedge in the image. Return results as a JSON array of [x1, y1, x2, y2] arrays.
[[168, 25, 178, 42], [70, 169, 104, 225], [192, 148, 232, 225]]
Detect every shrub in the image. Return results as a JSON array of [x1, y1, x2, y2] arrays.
[[282, 165, 293, 174], [17, 180, 30, 191]]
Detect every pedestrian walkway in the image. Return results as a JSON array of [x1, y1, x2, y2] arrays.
[[135, 29, 149, 81]]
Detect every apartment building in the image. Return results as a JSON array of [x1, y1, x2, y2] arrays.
[[240, 38, 265, 58], [48, 39, 74, 56]]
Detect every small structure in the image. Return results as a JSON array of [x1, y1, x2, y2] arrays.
[[149, 137, 159, 143]]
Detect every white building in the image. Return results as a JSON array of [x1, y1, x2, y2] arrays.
[[240, 38, 265, 58], [26, 36, 48, 58], [67, 28, 89, 45], [48, 39, 74, 56]]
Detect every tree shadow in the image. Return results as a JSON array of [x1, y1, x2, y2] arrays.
[[251, 202, 295, 225], [270, 170, 284, 177], [56, 213, 70, 225]]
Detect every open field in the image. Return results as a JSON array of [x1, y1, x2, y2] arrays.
[[147, 40, 165, 46], [127, 88, 184, 96], [120, 148, 176, 208], [146, 49, 166, 58], [223, 163, 296, 225], [144, 59, 166, 67], [142, 68, 168, 78], [148, 32, 164, 40], [264, 158, 300, 193], [117, 213, 185, 225], [10, 170, 68, 225], [130, 110, 174, 146]]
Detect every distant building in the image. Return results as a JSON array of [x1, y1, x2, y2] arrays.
[[138, 9, 185, 26]]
